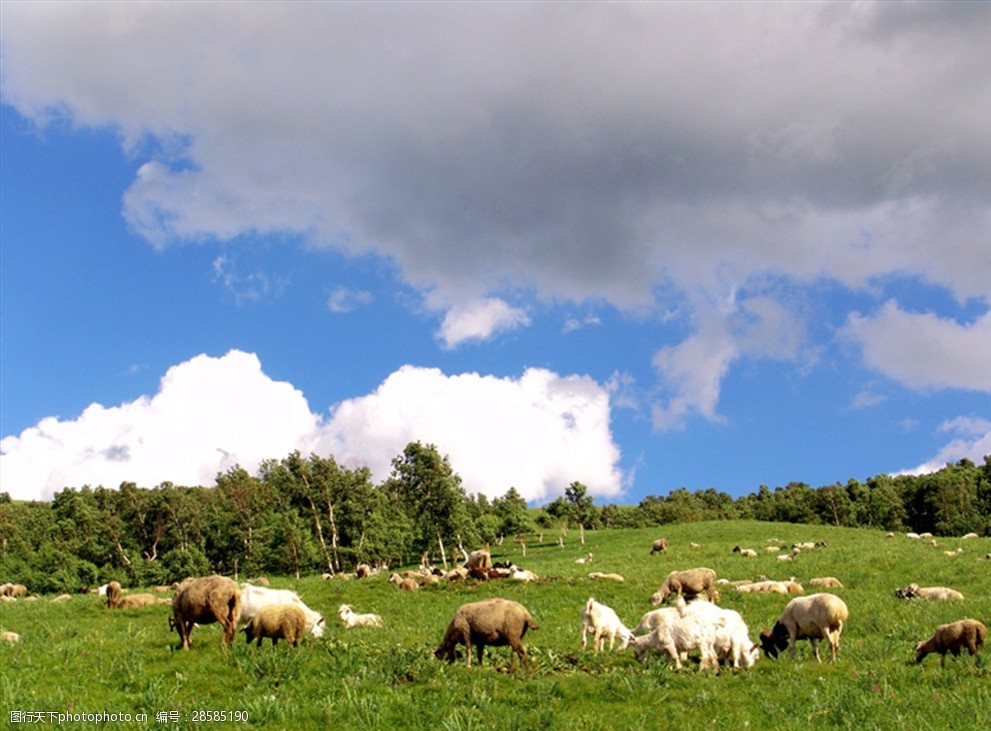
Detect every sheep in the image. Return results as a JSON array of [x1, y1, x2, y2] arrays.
[[631, 606, 680, 637], [944, 547, 964, 557], [895, 583, 964, 601], [510, 569, 540, 583], [732, 546, 758, 558], [810, 577, 844, 589], [2, 631, 20, 643], [433, 597, 539, 670], [575, 552, 594, 565], [650, 538, 669, 555], [463, 549, 492, 572], [337, 604, 383, 629], [651, 568, 719, 605], [389, 573, 420, 591], [962, 532, 979, 539], [240, 584, 325, 637], [915, 619, 987, 666], [243, 604, 307, 647], [681, 599, 760, 669], [355, 563, 372, 578], [759, 593, 848, 663], [736, 581, 791, 595], [1, 584, 28, 598], [171, 575, 242, 650], [106, 581, 169, 609], [581, 597, 634, 653], [587, 571, 625, 583], [50, 594, 72, 603], [906, 532, 921, 539], [631, 605, 720, 671]]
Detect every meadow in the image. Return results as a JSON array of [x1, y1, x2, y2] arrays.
[[2, 520, 989, 730]]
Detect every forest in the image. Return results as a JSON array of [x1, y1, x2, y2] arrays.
[[1, 441, 989, 593]]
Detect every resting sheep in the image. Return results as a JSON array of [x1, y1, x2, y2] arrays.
[[810, 577, 844, 589], [171, 575, 242, 650], [587, 571, 625, 583], [759, 593, 848, 663], [895, 583, 964, 601], [106, 581, 169, 609], [2, 631, 20, 643], [434, 598, 539, 670], [389, 573, 420, 591], [650, 538, 669, 555], [732, 546, 758, 558], [243, 604, 307, 647], [651, 568, 719, 605], [915, 619, 987, 666], [337, 604, 383, 628], [240, 584, 325, 637], [581, 597, 634, 652]]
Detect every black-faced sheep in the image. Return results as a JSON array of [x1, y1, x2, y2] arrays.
[[650, 538, 669, 555], [434, 598, 539, 670], [759, 593, 848, 663], [895, 583, 964, 601], [171, 575, 241, 650], [651, 567, 720, 605], [243, 604, 307, 647], [732, 546, 758, 558], [915, 619, 987, 666]]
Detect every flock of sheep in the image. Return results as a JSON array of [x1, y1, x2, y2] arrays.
[[1, 532, 987, 673]]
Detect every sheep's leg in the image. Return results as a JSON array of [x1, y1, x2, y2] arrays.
[[508, 638, 527, 671], [475, 643, 486, 667], [464, 638, 473, 667], [810, 638, 822, 663], [581, 626, 588, 651]]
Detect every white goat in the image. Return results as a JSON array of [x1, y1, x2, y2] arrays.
[[240, 584, 325, 638], [337, 604, 383, 628], [581, 597, 633, 652], [632, 604, 719, 671]]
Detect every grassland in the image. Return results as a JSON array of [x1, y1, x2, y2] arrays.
[[2, 521, 989, 730]]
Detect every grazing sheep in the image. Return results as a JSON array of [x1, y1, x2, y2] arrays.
[[915, 619, 987, 666], [810, 577, 844, 589], [240, 584, 325, 637], [389, 573, 420, 591], [681, 599, 760, 669], [171, 575, 241, 650], [587, 571, 625, 583], [631, 606, 680, 637], [759, 593, 848, 663], [651, 568, 719, 605], [581, 597, 634, 653], [732, 546, 758, 558], [337, 604, 383, 629], [434, 598, 539, 670], [631, 605, 719, 671], [243, 604, 307, 647], [895, 583, 964, 601], [650, 538, 669, 555], [1, 631, 20, 643]]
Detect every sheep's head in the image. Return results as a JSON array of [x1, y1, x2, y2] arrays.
[[759, 624, 790, 659], [433, 643, 462, 664]]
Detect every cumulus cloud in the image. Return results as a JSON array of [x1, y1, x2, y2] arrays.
[[2, 2, 989, 419], [0, 352, 624, 503], [436, 298, 530, 349], [898, 417, 991, 475], [841, 303, 991, 392]]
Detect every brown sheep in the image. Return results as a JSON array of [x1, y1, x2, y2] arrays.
[[651, 568, 719, 605], [650, 538, 669, 556], [434, 597, 539, 670], [243, 604, 307, 647], [915, 619, 987, 666], [171, 575, 241, 650]]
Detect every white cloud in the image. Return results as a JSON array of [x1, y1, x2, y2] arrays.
[[842, 303, 991, 392], [436, 298, 530, 349], [0, 351, 320, 501], [318, 365, 623, 503], [2, 2, 989, 418], [326, 286, 373, 314], [898, 417, 991, 475], [0, 352, 624, 504]]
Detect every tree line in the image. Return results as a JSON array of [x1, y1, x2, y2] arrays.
[[1, 442, 988, 593]]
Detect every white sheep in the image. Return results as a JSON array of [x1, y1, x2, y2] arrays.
[[809, 577, 844, 589], [759, 593, 848, 663], [509, 569, 539, 582], [337, 604, 383, 628], [896, 583, 964, 601], [587, 571, 625, 583], [1, 631, 20, 643], [243, 604, 307, 647], [575, 552, 594, 565], [581, 597, 634, 652], [681, 599, 760, 668], [736, 580, 801, 595], [732, 546, 758, 558], [632, 605, 719, 671], [240, 584, 325, 637]]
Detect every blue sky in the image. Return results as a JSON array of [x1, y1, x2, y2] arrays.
[[2, 2, 989, 504]]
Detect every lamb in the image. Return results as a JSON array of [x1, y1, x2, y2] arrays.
[[106, 581, 169, 609], [650, 538, 669, 555], [434, 597, 539, 670], [337, 604, 383, 628], [732, 546, 758, 558], [759, 593, 848, 663], [810, 577, 844, 589], [389, 573, 420, 591], [171, 575, 242, 650], [240, 584, 325, 637], [651, 568, 719, 605], [243, 604, 307, 647], [581, 597, 634, 653], [587, 571, 625, 583], [895, 583, 964, 601], [915, 619, 987, 666]]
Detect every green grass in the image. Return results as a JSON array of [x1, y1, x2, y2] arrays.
[[2, 521, 989, 730]]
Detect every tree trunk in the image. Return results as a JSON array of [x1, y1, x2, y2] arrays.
[[438, 532, 449, 571]]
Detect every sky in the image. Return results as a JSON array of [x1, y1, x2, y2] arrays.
[[1, 2, 989, 505]]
